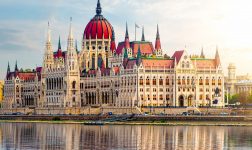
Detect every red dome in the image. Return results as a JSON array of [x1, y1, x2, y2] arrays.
[[83, 1, 114, 40], [84, 17, 113, 40]]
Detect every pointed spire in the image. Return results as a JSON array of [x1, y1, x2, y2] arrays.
[[47, 22, 51, 43], [137, 44, 141, 65], [75, 40, 78, 52], [123, 48, 128, 59], [125, 22, 129, 39], [155, 24, 161, 50], [58, 36, 61, 50], [200, 46, 205, 58], [68, 17, 73, 39], [7, 62, 10, 73], [15, 60, 18, 72], [110, 30, 116, 52], [124, 22, 130, 49], [215, 46, 221, 66], [141, 26, 145, 41], [96, 0, 102, 15], [156, 24, 160, 40]]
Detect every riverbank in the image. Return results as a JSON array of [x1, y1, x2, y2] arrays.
[[0, 120, 252, 126]]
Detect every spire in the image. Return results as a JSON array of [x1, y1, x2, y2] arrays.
[[123, 48, 128, 59], [200, 46, 205, 58], [75, 40, 78, 52], [7, 62, 10, 73], [58, 36, 61, 50], [96, 0, 102, 15], [125, 22, 129, 39], [215, 46, 221, 66], [47, 22, 51, 43], [156, 24, 160, 40], [141, 26, 145, 41], [155, 24, 161, 50], [124, 22, 130, 49], [137, 44, 142, 65], [68, 17, 73, 39], [110, 30, 116, 52], [15, 60, 18, 72]]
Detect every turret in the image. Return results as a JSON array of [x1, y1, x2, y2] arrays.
[[15, 60, 18, 72], [215, 46, 221, 67], [110, 30, 116, 53], [43, 22, 54, 70], [155, 24, 162, 57], [125, 22, 130, 49], [137, 44, 141, 65], [200, 47, 205, 58], [6, 62, 10, 77], [141, 27, 145, 41]]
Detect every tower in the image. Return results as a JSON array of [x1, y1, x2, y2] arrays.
[[42, 22, 54, 72], [228, 63, 236, 95], [65, 17, 81, 108], [124, 22, 132, 58], [80, 0, 115, 71], [155, 24, 163, 57]]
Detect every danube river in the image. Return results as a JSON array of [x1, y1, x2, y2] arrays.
[[0, 123, 251, 150]]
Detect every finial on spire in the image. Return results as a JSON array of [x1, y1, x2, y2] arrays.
[[200, 46, 205, 58], [156, 24, 160, 40], [137, 44, 142, 65], [47, 21, 51, 43], [7, 62, 10, 73], [215, 45, 221, 67], [125, 22, 129, 39], [141, 26, 145, 41], [155, 24, 161, 50], [96, 0, 102, 15], [68, 17, 73, 39], [15, 60, 18, 72], [58, 36, 61, 50]]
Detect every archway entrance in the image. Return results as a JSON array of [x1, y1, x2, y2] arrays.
[[188, 95, 193, 107], [179, 95, 184, 107]]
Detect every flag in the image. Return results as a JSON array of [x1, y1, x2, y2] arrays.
[[135, 23, 140, 28]]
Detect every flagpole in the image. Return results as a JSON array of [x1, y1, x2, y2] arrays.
[[135, 23, 136, 41]]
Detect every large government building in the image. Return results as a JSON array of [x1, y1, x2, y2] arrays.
[[2, 0, 226, 112]]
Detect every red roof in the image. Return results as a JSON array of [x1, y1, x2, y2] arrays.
[[193, 59, 217, 69], [172, 50, 184, 63], [113, 66, 120, 74], [142, 59, 174, 68], [116, 41, 154, 56], [84, 16, 113, 40]]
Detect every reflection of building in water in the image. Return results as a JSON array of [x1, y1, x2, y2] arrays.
[[0, 123, 244, 149]]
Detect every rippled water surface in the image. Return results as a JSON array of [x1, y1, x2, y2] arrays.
[[0, 123, 251, 150]]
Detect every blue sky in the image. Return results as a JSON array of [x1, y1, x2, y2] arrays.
[[1, 0, 252, 79]]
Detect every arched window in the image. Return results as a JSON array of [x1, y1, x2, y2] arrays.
[[98, 54, 103, 68], [92, 54, 95, 69], [159, 77, 163, 85], [199, 77, 203, 85], [182, 77, 186, 85], [218, 77, 222, 85], [153, 77, 156, 85], [212, 77, 216, 85], [187, 77, 190, 85], [166, 77, 169, 85], [186, 61, 190, 68], [72, 81, 76, 89], [146, 77, 150, 85], [206, 77, 209, 85], [178, 77, 181, 85]]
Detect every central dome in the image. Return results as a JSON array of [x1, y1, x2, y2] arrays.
[[84, 0, 114, 40]]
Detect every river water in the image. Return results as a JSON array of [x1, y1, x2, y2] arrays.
[[0, 123, 251, 150]]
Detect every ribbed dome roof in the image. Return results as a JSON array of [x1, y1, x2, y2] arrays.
[[83, 0, 114, 40]]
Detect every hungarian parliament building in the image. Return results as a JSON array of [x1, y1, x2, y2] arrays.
[[2, 0, 226, 110]]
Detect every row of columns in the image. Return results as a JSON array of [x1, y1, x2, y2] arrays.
[[46, 77, 64, 90]]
